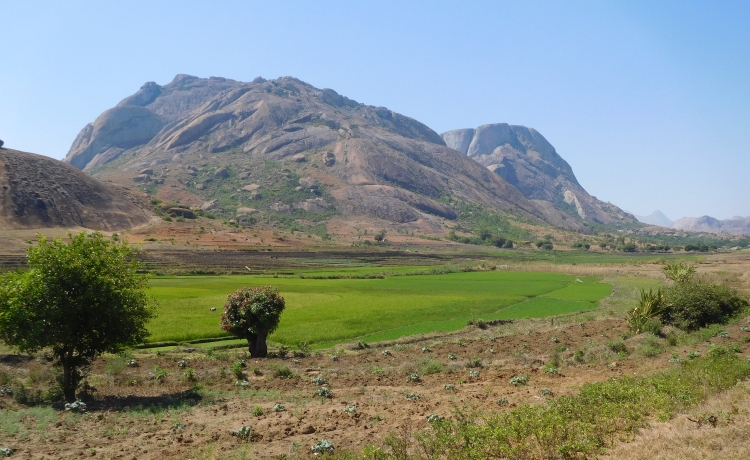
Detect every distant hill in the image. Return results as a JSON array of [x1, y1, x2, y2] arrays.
[[634, 210, 673, 227], [672, 215, 750, 235], [63, 75, 591, 234], [0, 148, 151, 230], [442, 124, 635, 225]]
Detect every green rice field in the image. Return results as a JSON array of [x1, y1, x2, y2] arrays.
[[146, 267, 612, 345]]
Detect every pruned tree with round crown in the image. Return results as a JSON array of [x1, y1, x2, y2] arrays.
[[220, 285, 285, 357]]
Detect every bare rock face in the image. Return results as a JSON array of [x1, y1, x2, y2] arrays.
[[443, 124, 635, 225], [0, 139, 4, 149], [0, 148, 151, 230]]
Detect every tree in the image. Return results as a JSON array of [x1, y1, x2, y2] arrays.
[[0, 232, 154, 402], [220, 285, 285, 357], [374, 229, 387, 243]]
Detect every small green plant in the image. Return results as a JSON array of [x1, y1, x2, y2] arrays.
[[230, 361, 245, 379], [382, 349, 392, 356], [296, 341, 312, 356], [574, 349, 585, 363], [420, 360, 444, 375], [497, 397, 509, 405], [408, 373, 420, 382], [469, 370, 480, 378], [317, 387, 331, 398], [444, 384, 457, 391], [312, 376, 328, 385], [539, 388, 552, 396], [687, 350, 700, 360], [344, 405, 358, 414], [426, 414, 443, 424], [448, 353, 457, 360], [64, 400, 87, 413], [271, 365, 297, 379], [422, 346, 432, 353], [356, 341, 370, 350], [0, 447, 13, 457], [253, 366, 262, 376], [331, 354, 339, 361], [177, 359, 189, 368], [311, 439, 335, 454], [544, 366, 559, 375], [510, 375, 529, 387], [406, 392, 419, 401], [252, 405, 264, 417], [182, 368, 196, 382], [466, 357, 482, 368], [273, 403, 286, 412], [232, 425, 252, 440], [551, 337, 560, 343], [605, 341, 629, 355], [153, 366, 168, 382]]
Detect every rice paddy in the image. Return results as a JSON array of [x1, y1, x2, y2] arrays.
[[146, 267, 612, 345]]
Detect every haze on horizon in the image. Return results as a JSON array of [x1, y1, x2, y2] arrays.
[[1, 1, 748, 221]]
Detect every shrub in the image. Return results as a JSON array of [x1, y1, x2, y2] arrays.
[[230, 360, 245, 379], [510, 375, 529, 387], [232, 426, 252, 440], [627, 289, 666, 334], [660, 281, 748, 331], [270, 365, 296, 380], [663, 262, 695, 283], [252, 405, 264, 417]]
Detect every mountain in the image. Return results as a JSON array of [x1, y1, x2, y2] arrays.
[[0, 148, 151, 230], [63, 75, 589, 233], [442, 125, 635, 225], [672, 215, 750, 235], [633, 210, 673, 227]]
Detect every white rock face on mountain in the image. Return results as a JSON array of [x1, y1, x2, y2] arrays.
[[442, 124, 635, 225]]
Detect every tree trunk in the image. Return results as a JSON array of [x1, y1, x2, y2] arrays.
[[62, 359, 77, 403], [246, 332, 258, 356], [253, 326, 269, 358]]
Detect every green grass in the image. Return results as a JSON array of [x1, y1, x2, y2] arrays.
[[146, 270, 613, 345]]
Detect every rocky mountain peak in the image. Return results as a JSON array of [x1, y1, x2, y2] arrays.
[[442, 124, 634, 225]]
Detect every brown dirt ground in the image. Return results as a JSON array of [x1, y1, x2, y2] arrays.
[[2, 313, 750, 460]]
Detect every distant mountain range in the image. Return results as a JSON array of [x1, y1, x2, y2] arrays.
[[60, 74, 635, 235], [634, 210, 750, 236], [633, 210, 673, 227]]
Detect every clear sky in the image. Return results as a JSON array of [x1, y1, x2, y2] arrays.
[[2, 1, 748, 220]]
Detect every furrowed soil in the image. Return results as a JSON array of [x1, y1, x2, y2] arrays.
[[3, 313, 750, 460]]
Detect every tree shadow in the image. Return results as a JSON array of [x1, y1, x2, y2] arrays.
[[53, 389, 203, 412]]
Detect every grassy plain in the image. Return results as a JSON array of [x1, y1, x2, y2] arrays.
[[146, 267, 612, 345]]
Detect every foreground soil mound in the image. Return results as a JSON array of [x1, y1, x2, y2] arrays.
[[0, 148, 151, 230]]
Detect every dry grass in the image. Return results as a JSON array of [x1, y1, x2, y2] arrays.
[[601, 382, 750, 460]]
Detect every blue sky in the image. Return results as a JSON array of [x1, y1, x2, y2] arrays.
[[1, 1, 748, 220]]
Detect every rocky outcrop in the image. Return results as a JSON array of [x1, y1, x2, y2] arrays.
[[0, 148, 151, 230], [442, 124, 635, 225]]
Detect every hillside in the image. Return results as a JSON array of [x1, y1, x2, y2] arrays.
[[63, 75, 590, 237], [0, 147, 151, 231], [442, 124, 636, 225], [672, 215, 750, 235]]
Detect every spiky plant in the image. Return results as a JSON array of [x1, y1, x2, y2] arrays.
[[627, 288, 666, 334]]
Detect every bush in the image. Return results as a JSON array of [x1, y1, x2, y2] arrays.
[[660, 282, 748, 331]]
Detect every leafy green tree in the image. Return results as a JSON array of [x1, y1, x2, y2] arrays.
[[374, 229, 387, 243], [0, 232, 155, 402], [220, 286, 285, 357]]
